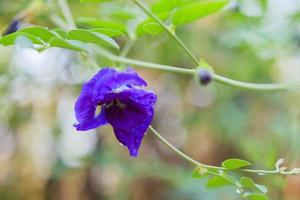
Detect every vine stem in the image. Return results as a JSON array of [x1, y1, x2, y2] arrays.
[[149, 126, 300, 175], [149, 126, 201, 167], [96, 47, 300, 91], [213, 74, 300, 91], [131, 0, 200, 66], [120, 39, 136, 57]]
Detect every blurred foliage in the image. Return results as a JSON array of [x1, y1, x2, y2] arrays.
[[0, 0, 300, 200]]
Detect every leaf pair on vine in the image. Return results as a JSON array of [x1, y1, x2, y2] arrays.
[[0, 26, 119, 53], [79, 0, 229, 36]]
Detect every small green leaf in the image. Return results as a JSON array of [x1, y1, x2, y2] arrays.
[[0, 32, 43, 46], [172, 0, 229, 26], [206, 176, 233, 188], [207, 168, 221, 174], [136, 13, 169, 36], [240, 177, 268, 194], [221, 159, 252, 169], [68, 29, 119, 50], [240, 176, 256, 188], [79, 0, 111, 3], [151, 0, 197, 14], [244, 193, 269, 200], [77, 17, 126, 33], [90, 28, 124, 37], [51, 29, 68, 39], [19, 26, 57, 42], [49, 37, 87, 52], [143, 23, 164, 35]]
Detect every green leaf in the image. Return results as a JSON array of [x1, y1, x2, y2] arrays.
[[221, 159, 252, 169], [19, 26, 57, 42], [240, 177, 268, 194], [68, 29, 119, 50], [142, 23, 164, 35], [172, 0, 229, 26], [0, 32, 43, 46], [77, 17, 126, 33], [136, 13, 169, 36], [49, 37, 87, 52], [51, 28, 68, 39], [151, 0, 198, 14], [79, 0, 111, 3], [240, 176, 258, 189], [244, 193, 269, 200], [90, 28, 124, 37], [206, 176, 233, 188]]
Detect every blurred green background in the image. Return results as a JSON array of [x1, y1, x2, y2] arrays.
[[0, 0, 300, 199]]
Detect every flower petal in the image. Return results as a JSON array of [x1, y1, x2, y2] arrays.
[[74, 68, 149, 131], [74, 67, 157, 157], [90, 68, 147, 103], [74, 94, 108, 131], [113, 108, 153, 157], [104, 88, 156, 156]]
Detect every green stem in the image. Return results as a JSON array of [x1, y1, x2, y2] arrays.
[[131, 0, 200, 66], [96, 47, 194, 75], [149, 126, 200, 167], [151, 123, 239, 186], [213, 74, 300, 91], [149, 126, 300, 175], [118, 39, 136, 68], [120, 39, 135, 57], [96, 47, 300, 91]]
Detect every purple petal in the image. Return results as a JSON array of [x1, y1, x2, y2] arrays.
[[74, 67, 157, 157], [74, 94, 108, 131], [74, 68, 149, 131], [104, 88, 156, 156], [90, 68, 147, 103], [113, 109, 153, 157]]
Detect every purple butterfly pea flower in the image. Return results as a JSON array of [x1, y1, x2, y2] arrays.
[[74, 68, 157, 157]]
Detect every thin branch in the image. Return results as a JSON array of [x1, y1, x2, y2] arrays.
[[149, 126, 300, 176], [96, 47, 194, 75], [213, 74, 300, 91], [131, 0, 200, 66], [120, 39, 136, 57], [95, 47, 300, 91]]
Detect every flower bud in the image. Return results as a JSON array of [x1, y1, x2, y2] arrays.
[[198, 69, 212, 86]]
